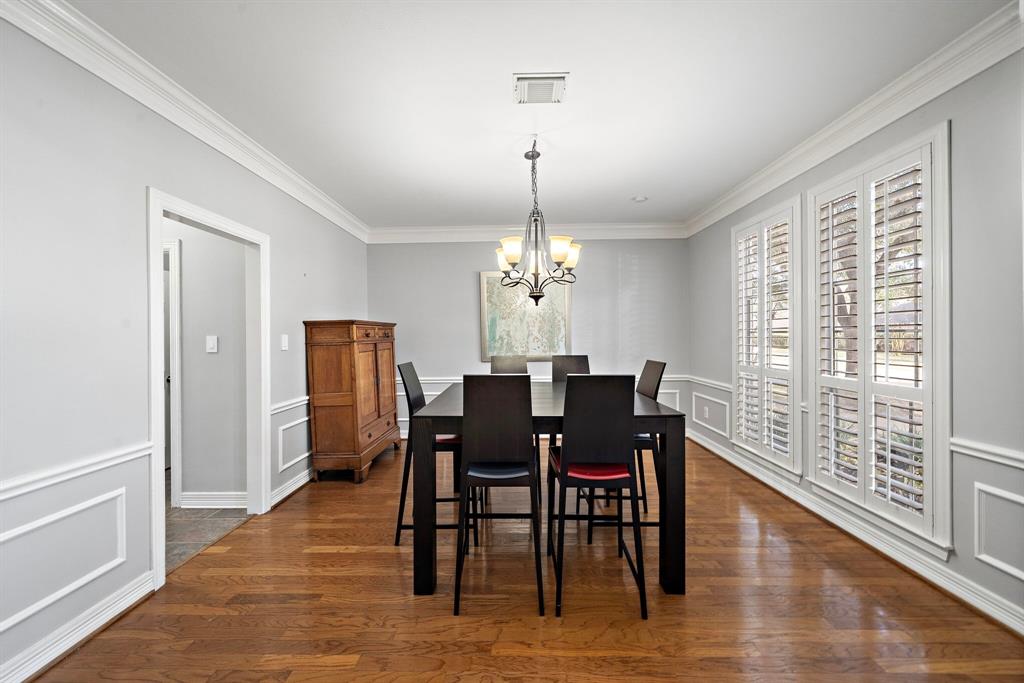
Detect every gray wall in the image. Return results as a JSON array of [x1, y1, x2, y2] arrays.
[[683, 53, 1024, 615], [368, 239, 691, 431], [163, 220, 248, 495], [0, 20, 366, 671]]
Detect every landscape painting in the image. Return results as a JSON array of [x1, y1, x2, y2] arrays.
[[479, 271, 571, 362]]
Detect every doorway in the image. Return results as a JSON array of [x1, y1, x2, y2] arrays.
[[148, 189, 272, 588]]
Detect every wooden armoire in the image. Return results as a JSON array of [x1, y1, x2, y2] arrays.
[[304, 320, 400, 482]]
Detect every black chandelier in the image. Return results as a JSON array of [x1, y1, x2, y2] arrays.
[[495, 138, 580, 305]]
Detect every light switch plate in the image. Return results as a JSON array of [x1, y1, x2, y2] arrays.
[[205, 335, 218, 353], [280, 334, 289, 351], [703, 406, 709, 419]]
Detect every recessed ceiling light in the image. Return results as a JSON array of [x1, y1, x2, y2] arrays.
[[631, 195, 648, 203]]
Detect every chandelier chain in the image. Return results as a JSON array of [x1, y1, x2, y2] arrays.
[[530, 140, 539, 212]]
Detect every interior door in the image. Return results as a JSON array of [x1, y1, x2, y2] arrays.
[[376, 341, 396, 416], [354, 342, 380, 424]]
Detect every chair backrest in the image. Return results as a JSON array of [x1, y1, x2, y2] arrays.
[[491, 355, 528, 374], [397, 362, 425, 415], [636, 360, 667, 400], [462, 374, 534, 467], [561, 375, 635, 467], [551, 355, 590, 382]]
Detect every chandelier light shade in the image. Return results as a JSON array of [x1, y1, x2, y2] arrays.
[[495, 138, 579, 305]]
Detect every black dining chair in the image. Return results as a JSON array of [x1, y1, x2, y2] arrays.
[[632, 360, 667, 514], [546, 374, 647, 619], [551, 354, 590, 382], [491, 355, 528, 374], [454, 374, 544, 616], [394, 362, 479, 546]]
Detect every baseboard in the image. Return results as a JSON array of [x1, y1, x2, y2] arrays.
[[0, 571, 153, 683], [178, 491, 247, 508], [271, 468, 312, 507], [686, 428, 1024, 637]]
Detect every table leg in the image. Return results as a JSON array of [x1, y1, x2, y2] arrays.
[[412, 417, 437, 595], [657, 416, 685, 594]]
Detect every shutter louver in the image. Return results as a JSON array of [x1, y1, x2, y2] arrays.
[[764, 378, 790, 458], [873, 165, 924, 387], [818, 387, 859, 486], [819, 192, 859, 379], [736, 372, 761, 445], [736, 233, 760, 367], [872, 396, 924, 512], [766, 220, 790, 370]]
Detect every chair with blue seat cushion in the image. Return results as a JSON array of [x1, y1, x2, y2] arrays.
[[453, 374, 543, 616], [547, 374, 647, 619]]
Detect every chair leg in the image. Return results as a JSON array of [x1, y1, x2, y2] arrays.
[[453, 483, 469, 616], [452, 448, 461, 494], [393, 446, 413, 546], [617, 487, 624, 558], [555, 481, 567, 617], [628, 476, 648, 620], [530, 473, 545, 616], [636, 447, 649, 514], [546, 463, 556, 557], [470, 487, 479, 550], [586, 488, 595, 545], [575, 487, 581, 515]]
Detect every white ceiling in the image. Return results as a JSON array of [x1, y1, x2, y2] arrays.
[[70, 0, 1005, 231]]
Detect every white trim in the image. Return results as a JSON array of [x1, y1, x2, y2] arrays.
[[686, 430, 1023, 637], [0, 571, 153, 683], [951, 437, 1024, 471], [0, 442, 151, 502], [277, 416, 312, 473], [271, 468, 313, 507], [162, 239, 183, 507], [974, 482, 1024, 582], [367, 222, 686, 244], [178, 491, 248, 508], [691, 392, 730, 439], [680, 3, 1023, 238], [0, 487, 127, 633], [657, 389, 680, 411], [270, 395, 309, 415], [148, 188, 273, 591], [681, 374, 732, 393], [0, 0, 370, 242]]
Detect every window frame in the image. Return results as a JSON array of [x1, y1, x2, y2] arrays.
[[730, 196, 803, 476], [805, 122, 951, 545]]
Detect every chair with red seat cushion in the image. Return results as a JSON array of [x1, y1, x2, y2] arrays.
[[394, 362, 478, 546], [547, 374, 648, 619]]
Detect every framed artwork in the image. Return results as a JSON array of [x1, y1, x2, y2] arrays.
[[479, 271, 572, 362]]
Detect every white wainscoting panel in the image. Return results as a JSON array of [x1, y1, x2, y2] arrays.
[[974, 482, 1024, 583], [277, 416, 311, 473], [692, 392, 730, 439], [0, 488, 126, 634]]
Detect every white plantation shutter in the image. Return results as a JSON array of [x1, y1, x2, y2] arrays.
[[732, 204, 799, 471], [818, 387, 859, 487], [808, 135, 942, 538]]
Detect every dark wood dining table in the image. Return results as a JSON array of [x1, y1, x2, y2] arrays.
[[409, 380, 686, 596]]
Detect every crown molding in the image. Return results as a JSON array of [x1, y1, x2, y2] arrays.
[[366, 222, 687, 244], [680, 2, 1023, 238], [0, 0, 371, 242]]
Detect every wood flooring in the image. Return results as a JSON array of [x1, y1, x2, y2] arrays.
[[40, 440, 1024, 681]]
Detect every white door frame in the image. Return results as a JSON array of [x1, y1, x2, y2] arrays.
[[147, 188, 272, 588], [162, 239, 183, 507]]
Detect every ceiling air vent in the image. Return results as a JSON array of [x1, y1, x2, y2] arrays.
[[514, 72, 567, 104]]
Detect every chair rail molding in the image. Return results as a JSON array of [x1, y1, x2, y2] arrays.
[[0, 0, 370, 242], [679, 2, 1023, 238], [685, 430, 1023, 637], [0, 442, 152, 502], [951, 437, 1024, 471], [270, 395, 309, 415]]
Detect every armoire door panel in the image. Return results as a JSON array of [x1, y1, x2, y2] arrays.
[[309, 344, 353, 395], [354, 342, 380, 424], [376, 342, 396, 417]]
